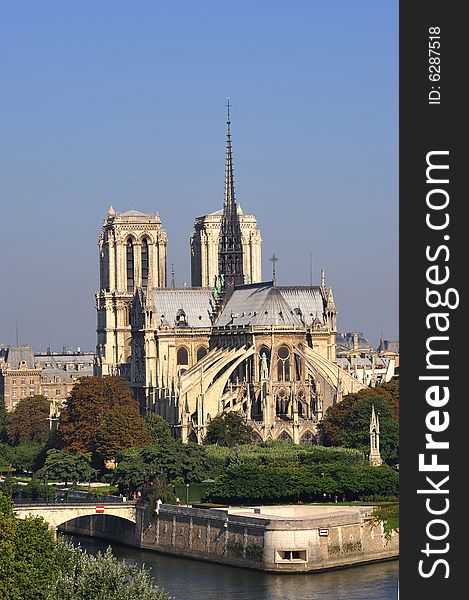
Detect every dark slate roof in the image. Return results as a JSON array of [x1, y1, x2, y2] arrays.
[[215, 282, 325, 328], [152, 288, 214, 328], [4, 345, 36, 369], [336, 332, 372, 351]]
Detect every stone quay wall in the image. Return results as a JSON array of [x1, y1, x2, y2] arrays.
[[58, 503, 398, 573]]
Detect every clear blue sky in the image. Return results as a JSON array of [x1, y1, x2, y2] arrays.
[[0, 1, 398, 352]]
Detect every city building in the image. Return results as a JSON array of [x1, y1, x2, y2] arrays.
[[335, 332, 398, 386], [0, 346, 94, 418]]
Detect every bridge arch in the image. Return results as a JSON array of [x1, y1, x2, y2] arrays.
[[14, 503, 137, 530]]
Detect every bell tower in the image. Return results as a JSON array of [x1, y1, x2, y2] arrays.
[[95, 207, 167, 377]]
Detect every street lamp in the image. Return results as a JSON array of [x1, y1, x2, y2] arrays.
[[185, 483, 189, 507]]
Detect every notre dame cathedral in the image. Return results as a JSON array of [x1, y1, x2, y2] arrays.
[[95, 105, 365, 444]]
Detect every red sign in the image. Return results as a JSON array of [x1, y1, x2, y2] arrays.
[[96, 505, 105, 513]]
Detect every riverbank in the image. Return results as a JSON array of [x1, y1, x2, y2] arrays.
[[58, 502, 399, 573], [68, 533, 400, 600]]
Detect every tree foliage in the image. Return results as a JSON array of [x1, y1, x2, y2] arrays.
[[0, 396, 8, 442], [144, 413, 173, 446], [48, 538, 174, 600], [204, 412, 254, 447], [59, 377, 151, 461], [5, 395, 50, 445], [95, 410, 152, 463], [21, 476, 55, 501], [112, 441, 212, 495], [37, 449, 96, 486], [0, 491, 59, 600], [206, 462, 399, 504], [319, 384, 399, 464], [5, 442, 46, 473]]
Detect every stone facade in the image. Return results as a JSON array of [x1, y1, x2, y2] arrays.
[[190, 208, 262, 287], [95, 207, 168, 377], [57, 504, 399, 573], [130, 280, 365, 443]]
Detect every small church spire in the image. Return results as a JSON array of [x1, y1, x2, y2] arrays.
[[369, 404, 383, 466]]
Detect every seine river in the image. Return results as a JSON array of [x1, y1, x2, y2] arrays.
[[68, 534, 399, 600]]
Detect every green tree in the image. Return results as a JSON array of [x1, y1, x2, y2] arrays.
[[112, 451, 148, 495], [380, 379, 400, 420], [22, 476, 55, 501], [6, 395, 50, 445], [48, 538, 174, 600], [144, 413, 173, 446], [59, 377, 151, 463], [204, 412, 254, 447], [1, 476, 18, 498], [37, 449, 96, 487], [146, 480, 177, 506], [9, 442, 46, 473], [0, 491, 59, 600], [319, 387, 399, 464], [178, 444, 210, 483], [206, 462, 399, 504], [0, 396, 8, 442]]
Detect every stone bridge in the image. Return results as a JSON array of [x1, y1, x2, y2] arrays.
[[14, 502, 138, 530]]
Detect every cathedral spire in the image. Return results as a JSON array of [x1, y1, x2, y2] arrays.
[[224, 98, 235, 212], [218, 99, 244, 290]]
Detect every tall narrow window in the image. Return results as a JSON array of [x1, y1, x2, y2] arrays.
[[141, 238, 149, 288], [277, 345, 291, 381], [197, 346, 208, 362], [102, 243, 109, 290], [126, 239, 134, 291], [177, 347, 189, 365]]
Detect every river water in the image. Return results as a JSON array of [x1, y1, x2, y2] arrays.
[[67, 534, 399, 600]]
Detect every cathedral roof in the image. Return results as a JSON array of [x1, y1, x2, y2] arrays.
[[278, 287, 325, 325], [215, 282, 324, 328], [152, 288, 214, 328]]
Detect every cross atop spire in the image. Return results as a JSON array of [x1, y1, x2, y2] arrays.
[[270, 253, 278, 285]]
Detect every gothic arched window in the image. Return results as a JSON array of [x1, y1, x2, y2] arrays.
[[177, 346, 189, 366], [101, 243, 109, 291], [141, 238, 149, 289], [196, 346, 208, 362], [277, 345, 291, 381], [126, 239, 134, 291]]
